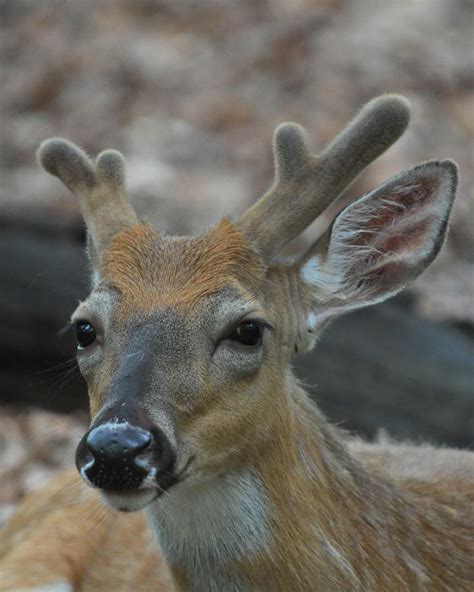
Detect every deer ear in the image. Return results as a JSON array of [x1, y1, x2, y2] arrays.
[[298, 160, 457, 336]]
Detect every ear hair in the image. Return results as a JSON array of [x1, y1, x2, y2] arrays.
[[86, 232, 100, 282]]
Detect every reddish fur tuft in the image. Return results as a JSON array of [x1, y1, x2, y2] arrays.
[[100, 220, 264, 316]]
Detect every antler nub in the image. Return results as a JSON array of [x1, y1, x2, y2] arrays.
[[96, 149, 126, 189], [273, 123, 311, 181], [237, 94, 411, 259], [38, 138, 97, 192], [37, 138, 137, 254]]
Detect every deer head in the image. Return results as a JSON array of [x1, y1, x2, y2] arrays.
[[37, 95, 457, 513]]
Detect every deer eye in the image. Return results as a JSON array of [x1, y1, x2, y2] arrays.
[[228, 320, 264, 347], [75, 320, 96, 348]]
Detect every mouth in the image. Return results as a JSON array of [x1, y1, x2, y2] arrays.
[[101, 488, 159, 512], [96, 455, 196, 512]]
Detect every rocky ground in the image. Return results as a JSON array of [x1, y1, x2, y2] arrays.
[[1, 0, 473, 523]]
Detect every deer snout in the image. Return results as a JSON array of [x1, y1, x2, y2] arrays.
[[79, 422, 152, 491], [76, 420, 177, 494]]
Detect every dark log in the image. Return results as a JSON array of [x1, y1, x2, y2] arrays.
[[0, 207, 90, 412], [1, 209, 473, 447], [295, 302, 474, 448]]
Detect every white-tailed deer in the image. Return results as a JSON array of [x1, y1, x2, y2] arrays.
[[1, 95, 473, 592]]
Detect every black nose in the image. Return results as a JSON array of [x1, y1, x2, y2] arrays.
[[87, 423, 152, 463], [82, 423, 152, 491]]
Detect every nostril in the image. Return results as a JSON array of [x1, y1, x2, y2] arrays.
[[131, 431, 151, 453]]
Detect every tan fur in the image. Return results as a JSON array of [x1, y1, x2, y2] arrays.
[[0, 470, 173, 591], [231, 393, 474, 591]]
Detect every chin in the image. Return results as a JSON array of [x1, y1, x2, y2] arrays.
[[100, 488, 159, 512]]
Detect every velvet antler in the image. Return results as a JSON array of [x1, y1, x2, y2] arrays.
[[37, 139, 137, 254], [237, 94, 411, 259]]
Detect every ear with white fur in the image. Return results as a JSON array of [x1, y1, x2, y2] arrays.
[[297, 160, 458, 349]]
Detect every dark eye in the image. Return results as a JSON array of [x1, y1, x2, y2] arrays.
[[228, 320, 263, 347], [75, 320, 96, 348]]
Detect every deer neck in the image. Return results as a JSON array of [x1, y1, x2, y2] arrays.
[[145, 382, 409, 591]]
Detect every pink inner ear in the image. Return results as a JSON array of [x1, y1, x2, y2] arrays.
[[312, 164, 455, 316], [336, 176, 443, 286], [395, 176, 437, 206], [366, 177, 437, 232], [377, 217, 434, 256], [346, 177, 439, 252]]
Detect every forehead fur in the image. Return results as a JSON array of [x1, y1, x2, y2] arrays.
[[100, 219, 264, 313]]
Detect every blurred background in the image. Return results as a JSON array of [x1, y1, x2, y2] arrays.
[[1, 0, 473, 525]]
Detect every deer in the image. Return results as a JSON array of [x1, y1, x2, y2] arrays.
[[1, 94, 473, 592]]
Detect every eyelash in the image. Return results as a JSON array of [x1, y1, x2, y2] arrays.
[[57, 322, 74, 338], [217, 318, 272, 345]]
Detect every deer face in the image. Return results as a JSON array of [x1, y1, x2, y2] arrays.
[[38, 95, 457, 511], [72, 221, 281, 510]]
